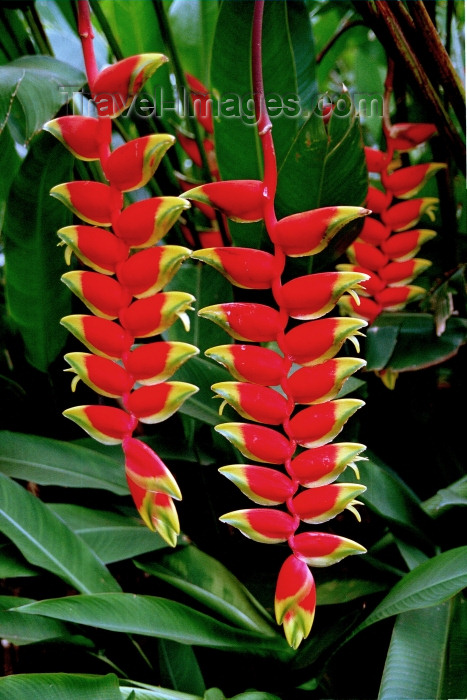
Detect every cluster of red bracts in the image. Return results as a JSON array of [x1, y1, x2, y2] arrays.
[[338, 122, 443, 327], [44, 53, 199, 547], [182, 181, 369, 648]]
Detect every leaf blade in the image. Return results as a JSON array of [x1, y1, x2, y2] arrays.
[[0, 473, 121, 593]]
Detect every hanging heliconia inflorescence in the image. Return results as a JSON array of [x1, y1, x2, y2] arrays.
[[337, 59, 444, 343], [182, 1, 370, 649], [44, 0, 198, 546]]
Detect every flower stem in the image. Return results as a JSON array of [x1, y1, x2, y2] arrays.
[[77, 0, 98, 91]]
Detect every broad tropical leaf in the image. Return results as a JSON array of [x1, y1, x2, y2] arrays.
[[135, 545, 277, 634], [49, 503, 173, 563], [0, 55, 85, 145], [378, 601, 453, 700], [0, 431, 128, 493], [13, 593, 291, 655], [2, 132, 73, 371], [353, 546, 467, 636], [0, 473, 121, 593], [365, 313, 467, 372], [0, 673, 122, 700], [422, 475, 467, 517]]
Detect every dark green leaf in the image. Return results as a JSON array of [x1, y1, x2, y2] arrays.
[[441, 595, 467, 700], [422, 475, 467, 517], [275, 92, 367, 217], [358, 451, 434, 547], [0, 473, 121, 593], [174, 355, 234, 426], [158, 639, 206, 696], [0, 127, 21, 229], [166, 260, 234, 355], [286, 1, 317, 116], [3, 131, 73, 371], [230, 694, 281, 700], [120, 679, 202, 699], [167, 0, 218, 86], [49, 504, 171, 564], [316, 578, 387, 605], [0, 673, 122, 700], [135, 545, 277, 634], [0, 543, 38, 577], [0, 431, 128, 493], [14, 593, 291, 655], [211, 0, 298, 182], [0, 55, 85, 144], [353, 547, 467, 636], [0, 608, 83, 647], [0, 595, 92, 647], [365, 313, 467, 372], [378, 602, 451, 700]]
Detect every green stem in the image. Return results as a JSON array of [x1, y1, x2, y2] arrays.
[[88, 0, 124, 61], [316, 16, 365, 65], [23, 3, 54, 56]]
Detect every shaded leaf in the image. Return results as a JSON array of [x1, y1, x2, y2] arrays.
[[158, 639, 206, 697], [173, 356, 235, 426], [0, 543, 38, 578], [441, 595, 467, 700], [3, 131, 73, 371], [0, 431, 128, 493], [166, 260, 234, 355], [378, 602, 451, 700], [0, 673, 121, 700], [0, 473, 121, 593], [0, 608, 88, 647], [316, 578, 387, 605], [0, 55, 85, 144], [120, 679, 202, 700], [286, 1, 317, 116], [49, 504, 174, 564], [167, 0, 218, 87], [14, 593, 291, 655], [135, 545, 277, 634], [365, 313, 467, 372], [0, 127, 21, 229], [422, 475, 467, 517], [353, 546, 467, 637], [357, 451, 434, 548], [275, 92, 367, 217]]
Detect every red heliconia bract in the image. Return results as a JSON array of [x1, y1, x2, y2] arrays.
[[182, 180, 265, 222], [48, 12, 198, 547]]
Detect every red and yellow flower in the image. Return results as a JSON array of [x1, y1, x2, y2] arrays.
[[183, 136, 369, 650], [46, 42, 198, 547]]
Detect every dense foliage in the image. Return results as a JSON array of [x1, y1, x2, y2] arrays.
[[0, 1, 465, 698]]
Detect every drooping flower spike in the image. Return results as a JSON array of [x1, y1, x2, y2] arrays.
[[46, 2, 198, 546], [338, 60, 444, 337], [182, 1, 369, 648]]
